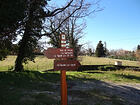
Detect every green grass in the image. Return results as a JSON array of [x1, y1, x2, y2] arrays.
[[67, 70, 140, 83], [0, 71, 60, 105], [80, 56, 140, 67], [0, 56, 139, 71], [0, 56, 140, 105], [0, 70, 140, 105], [0, 55, 54, 71]]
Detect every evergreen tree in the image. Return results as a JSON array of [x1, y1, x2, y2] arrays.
[[95, 41, 106, 57], [137, 45, 140, 50], [14, 0, 47, 71], [0, 0, 25, 60], [136, 44, 140, 61]]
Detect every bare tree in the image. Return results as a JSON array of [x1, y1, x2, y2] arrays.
[[14, 0, 98, 71], [44, 0, 102, 58]]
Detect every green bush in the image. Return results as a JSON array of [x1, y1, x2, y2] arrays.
[[104, 65, 117, 71], [98, 66, 106, 71], [98, 65, 118, 71]]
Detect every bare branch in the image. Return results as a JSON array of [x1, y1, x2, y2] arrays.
[[42, 0, 84, 36], [45, 0, 74, 17]]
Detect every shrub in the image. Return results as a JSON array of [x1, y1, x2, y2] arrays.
[[98, 66, 106, 71], [98, 65, 119, 71], [104, 65, 117, 71]]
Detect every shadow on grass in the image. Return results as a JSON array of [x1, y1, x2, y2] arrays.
[[86, 71, 104, 74], [0, 71, 140, 105], [0, 71, 60, 83], [0, 71, 61, 105], [78, 65, 140, 71], [44, 65, 140, 72], [114, 74, 140, 82]]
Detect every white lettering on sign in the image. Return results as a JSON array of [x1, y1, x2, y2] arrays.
[[53, 54, 73, 58], [67, 50, 72, 51], [56, 64, 76, 67]]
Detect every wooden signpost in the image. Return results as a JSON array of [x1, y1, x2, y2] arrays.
[[44, 48, 74, 59], [44, 33, 81, 105], [54, 60, 81, 70]]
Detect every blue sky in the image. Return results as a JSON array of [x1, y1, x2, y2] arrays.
[[47, 0, 140, 51], [84, 0, 140, 51]]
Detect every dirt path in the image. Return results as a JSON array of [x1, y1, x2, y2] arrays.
[[25, 80, 140, 105], [66, 80, 140, 105]]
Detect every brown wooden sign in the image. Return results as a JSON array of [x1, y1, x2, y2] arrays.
[[44, 33, 81, 105], [54, 60, 81, 70], [44, 48, 74, 59]]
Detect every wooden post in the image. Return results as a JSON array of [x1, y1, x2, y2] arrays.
[[61, 70, 67, 105], [44, 33, 80, 105]]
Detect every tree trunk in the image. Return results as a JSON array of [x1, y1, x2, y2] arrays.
[[14, 53, 24, 72], [14, 4, 34, 72], [14, 30, 29, 72]]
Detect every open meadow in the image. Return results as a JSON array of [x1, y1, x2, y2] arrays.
[[0, 55, 139, 71], [0, 56, 140, 105]]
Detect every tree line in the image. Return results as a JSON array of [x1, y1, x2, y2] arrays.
[[85, 41, 140, 61], [8, 40, 140, 62]]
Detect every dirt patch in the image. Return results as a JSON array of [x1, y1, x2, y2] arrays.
[[20, 80, 140, 105], [66, 80, 140, 105]]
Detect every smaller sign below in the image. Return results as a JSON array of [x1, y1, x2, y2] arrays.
[[54, 60, 81, 70]]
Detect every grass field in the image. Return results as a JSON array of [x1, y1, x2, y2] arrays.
[[0, 56, 140, 105], [0, 55, 139, 71], [0, 56, 54, 71], [80, 56, 140, 67]]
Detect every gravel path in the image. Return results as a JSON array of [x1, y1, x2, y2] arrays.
[[25, 80, 140, 105], [67, 80, 140, 105]]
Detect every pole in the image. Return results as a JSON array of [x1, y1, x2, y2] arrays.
[[60, 33, 67, 105], [61, 70, 67, 105]]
